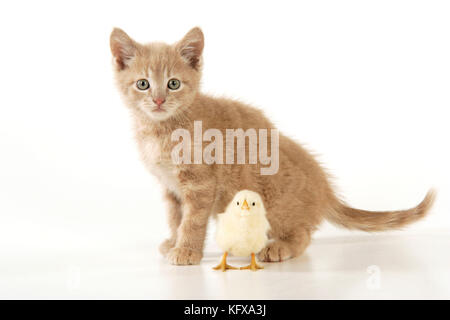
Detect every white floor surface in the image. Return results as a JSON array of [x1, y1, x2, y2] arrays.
[[2, 230, 449, 299]]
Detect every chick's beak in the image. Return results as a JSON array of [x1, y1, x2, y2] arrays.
[[241, 199, 250, 211]]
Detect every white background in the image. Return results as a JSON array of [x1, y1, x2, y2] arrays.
[[0, 0, 449, 299]]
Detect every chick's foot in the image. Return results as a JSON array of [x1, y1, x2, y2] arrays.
[[240, 253, 264, 271], [213, 252, 237, 272]]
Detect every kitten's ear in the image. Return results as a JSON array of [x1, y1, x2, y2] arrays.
[[176, 27, 204, 70], [110, 28, 138, 70]]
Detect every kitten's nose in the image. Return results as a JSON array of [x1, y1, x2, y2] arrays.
[[153, 98, 165, 106]]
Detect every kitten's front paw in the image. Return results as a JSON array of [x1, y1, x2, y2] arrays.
[[159, 238, 176, 257], [257, 241, 292, 262], [167, 247, 203, 265]]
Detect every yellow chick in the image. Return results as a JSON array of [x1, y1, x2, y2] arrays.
[[213, 190, 270, 272]]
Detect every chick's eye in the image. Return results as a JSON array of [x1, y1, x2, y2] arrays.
[[136, 79, 150, 90], [236, 201, 239, 206], [168, 79, 181, 90], [252, 202, 256, 206]]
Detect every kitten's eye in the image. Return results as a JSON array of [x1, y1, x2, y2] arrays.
[[136, 79, 150, 90], [252, 202, 256, 206], [168, 79, 181, 90], [236, 201, 239, 206]]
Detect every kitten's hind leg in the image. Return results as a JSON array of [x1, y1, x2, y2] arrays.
[[257, 228, 311, 262]]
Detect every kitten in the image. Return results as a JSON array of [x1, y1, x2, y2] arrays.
[[110, 27, 435, 265]]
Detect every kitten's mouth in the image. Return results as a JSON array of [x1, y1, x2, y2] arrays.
[[152, 107, 166, 112]]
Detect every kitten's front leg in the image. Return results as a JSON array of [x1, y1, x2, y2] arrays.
[[159, 190, 182, 256], [167, 187, 214, 265]]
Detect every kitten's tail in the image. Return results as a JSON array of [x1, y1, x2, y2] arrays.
[[326, 189, 436, 232]]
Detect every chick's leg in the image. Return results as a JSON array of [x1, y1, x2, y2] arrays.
[[240, 253, 264, 271], [213, 252, 237, 272]]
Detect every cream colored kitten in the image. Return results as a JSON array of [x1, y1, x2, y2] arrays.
[[110, 27, 435, 265]]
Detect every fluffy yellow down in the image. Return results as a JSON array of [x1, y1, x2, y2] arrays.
[[216, 190, 270, 257]]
